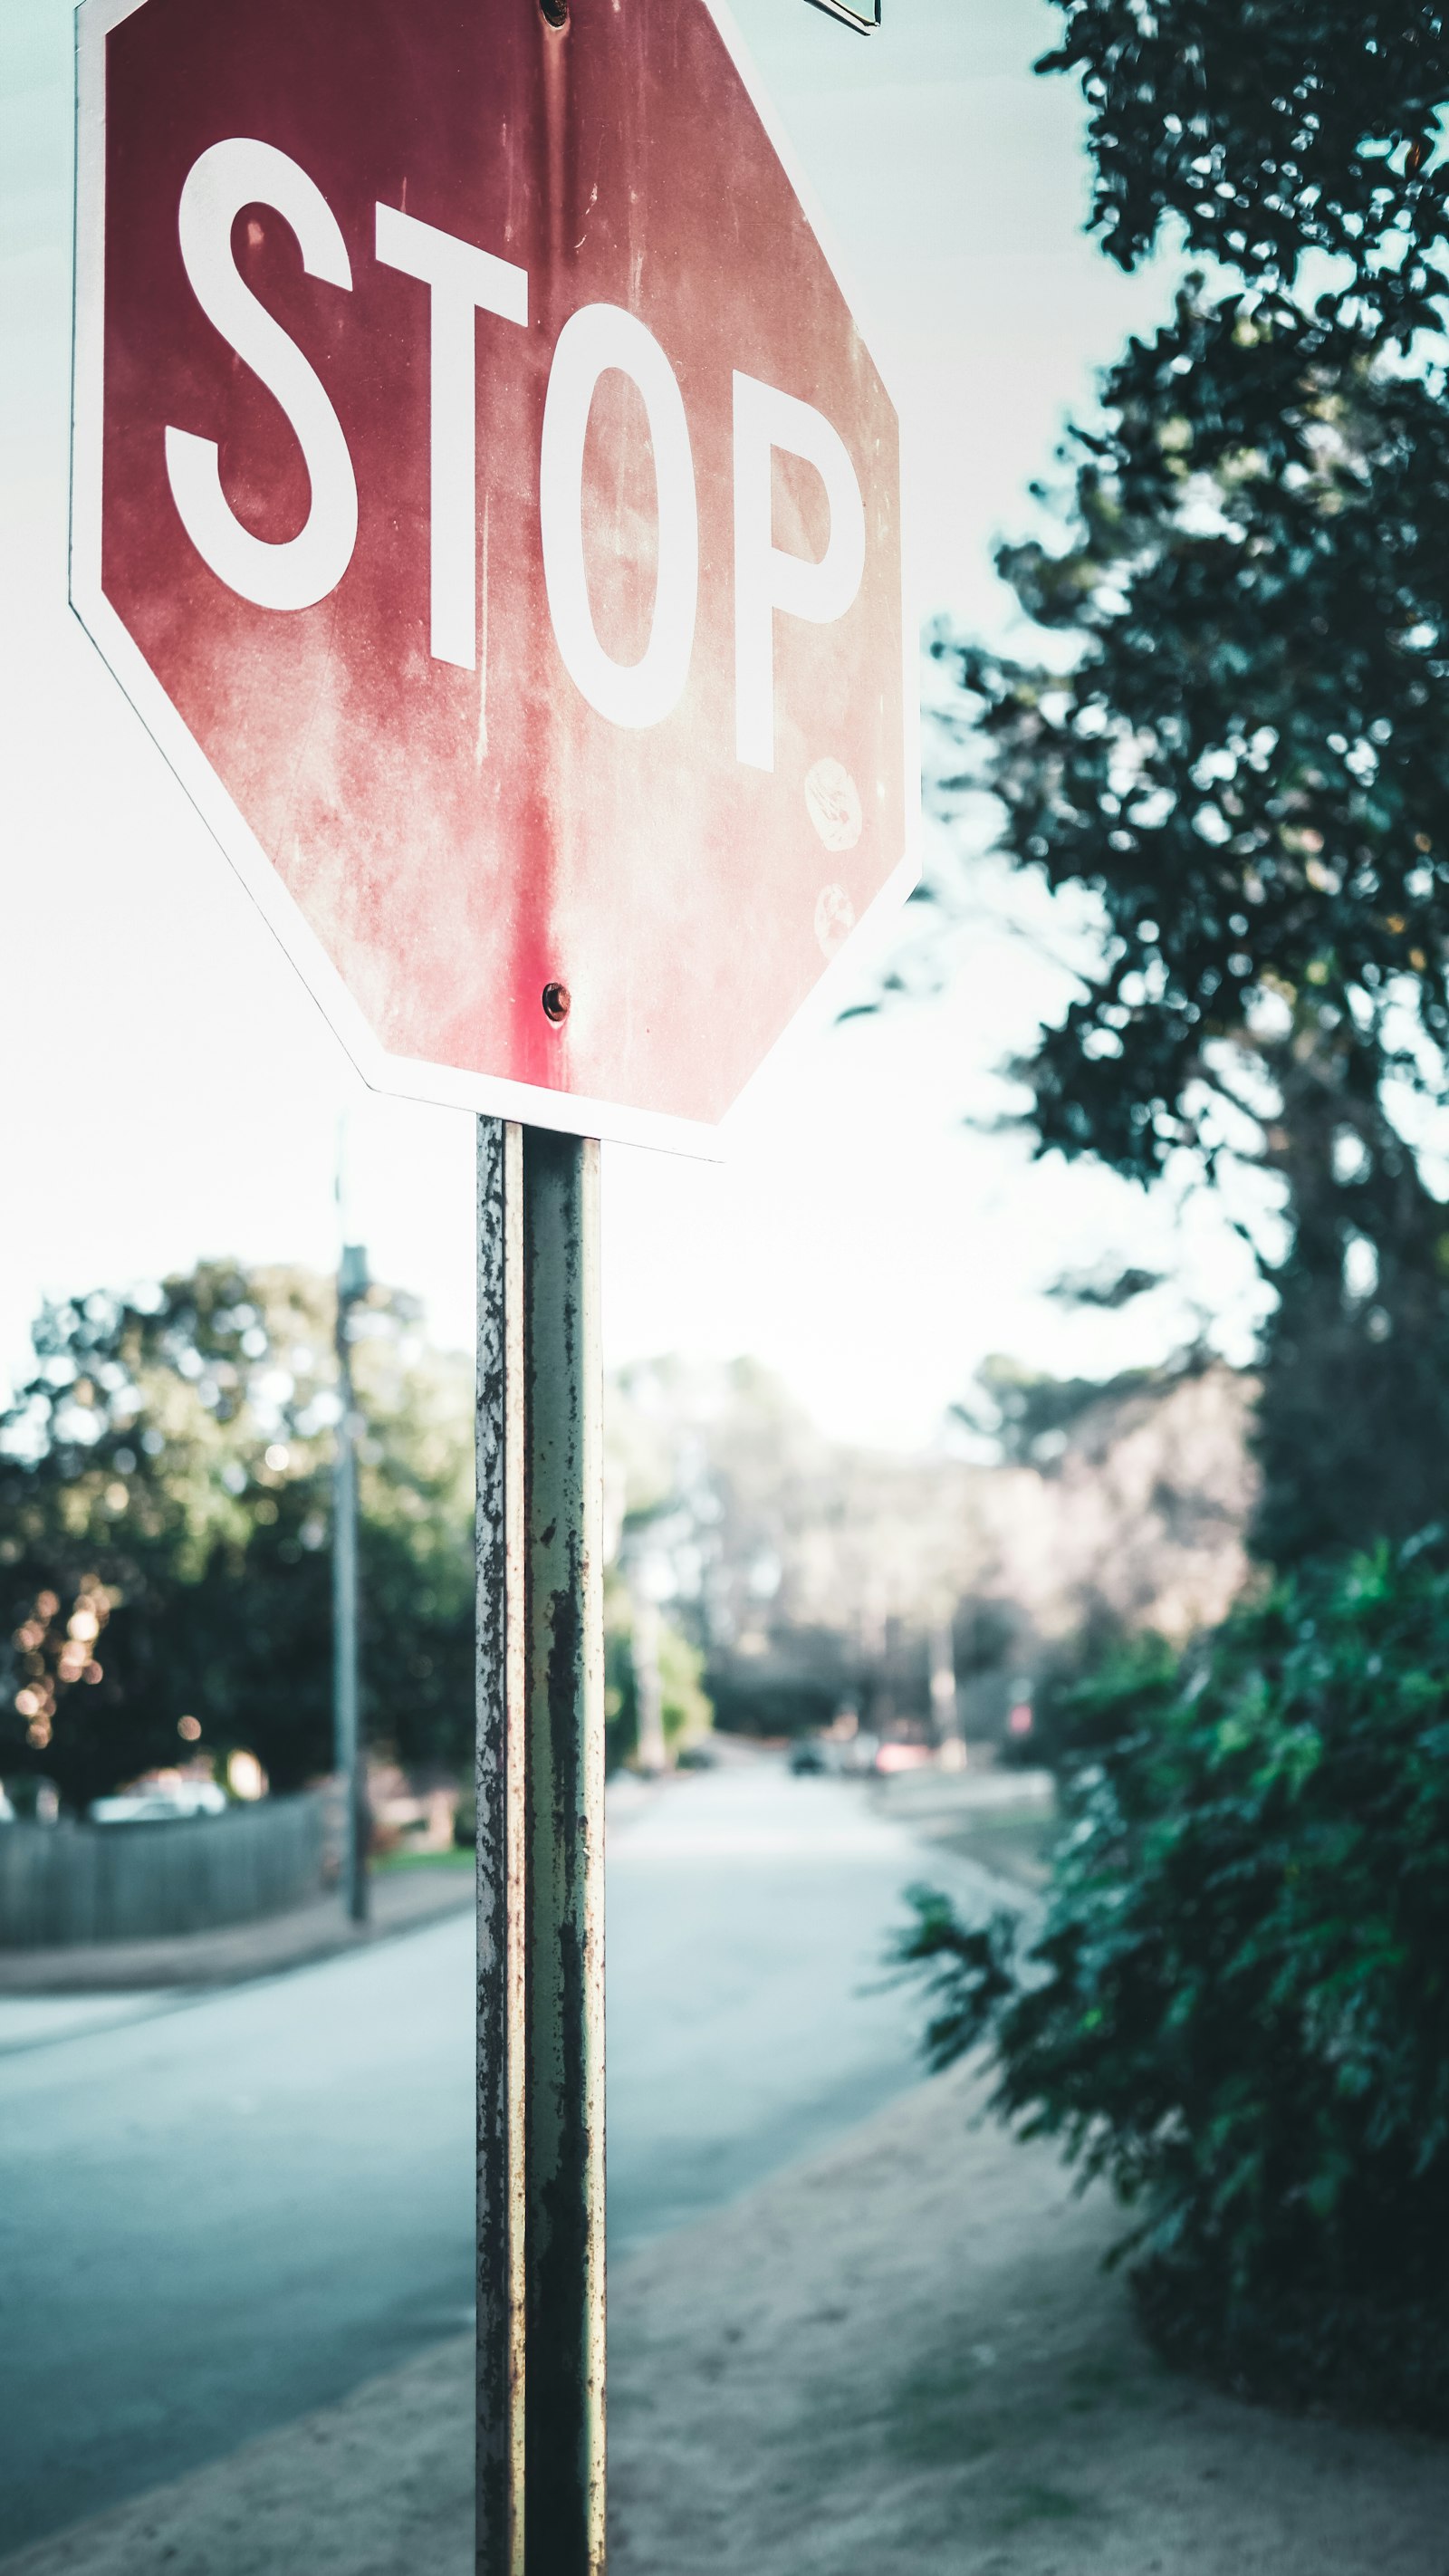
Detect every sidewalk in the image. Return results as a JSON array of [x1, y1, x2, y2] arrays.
[[0, 1860, 474, 1996], [873, 1763, 1057, 1889], [0, 1768, 684, 1998], [6, 2062, 1445, 2576]]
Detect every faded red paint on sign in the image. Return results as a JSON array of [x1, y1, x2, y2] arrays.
[[76, 0, 909, 1146]]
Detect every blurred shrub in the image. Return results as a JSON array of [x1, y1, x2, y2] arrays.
[[705, 1660, 838, 1741], [896, 1533, 1449, 2427], [604, 1586, 713, 1773]]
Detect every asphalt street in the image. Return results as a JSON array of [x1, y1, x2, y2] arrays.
[[0, 1759, 974, 2555]]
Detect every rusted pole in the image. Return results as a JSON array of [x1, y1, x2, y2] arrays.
[[522, 1128, 606, 2575], [476, 1121, 605, 2576], [475, 1118, 526, 2574]]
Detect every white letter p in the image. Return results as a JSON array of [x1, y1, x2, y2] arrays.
[[733, 373, 867, 774]]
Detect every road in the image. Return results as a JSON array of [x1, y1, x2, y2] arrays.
[[0, 1758, 980, 2555]]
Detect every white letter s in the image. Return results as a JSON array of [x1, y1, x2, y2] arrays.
[[165, 139, 357, 612]]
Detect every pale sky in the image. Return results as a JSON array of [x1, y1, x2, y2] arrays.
[[0, 0, 1261, 1448]]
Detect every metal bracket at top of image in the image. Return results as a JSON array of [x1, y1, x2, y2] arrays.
[[805, 0, 880, 29]]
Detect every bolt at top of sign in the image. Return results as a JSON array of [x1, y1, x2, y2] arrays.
[[73, 0, 912, 1152]]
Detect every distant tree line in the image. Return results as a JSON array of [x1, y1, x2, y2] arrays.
[[0, 1262, 474, 1812]]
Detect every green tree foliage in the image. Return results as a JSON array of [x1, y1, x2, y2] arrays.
[[0, 1264, 472, 1809], [1252, 1033, 1449, 1557], [895, 1533, 1449, 2426], [1045, 2, 1449, 333], [937, 306, 1449, 1186], [921, 8, 1449, 1563]]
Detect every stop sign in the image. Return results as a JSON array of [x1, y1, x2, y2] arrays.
[[73, 0, 911, 1151]]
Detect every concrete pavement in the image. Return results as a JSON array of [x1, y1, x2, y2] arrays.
[[0, 1857, 475, 1997], [0, 1756, 994, 2555], [10, 2059, 1449, 2576]]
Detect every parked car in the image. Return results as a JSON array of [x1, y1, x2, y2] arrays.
[[788, 1737, 830, 1776], [89, 1779, 228, 1824]]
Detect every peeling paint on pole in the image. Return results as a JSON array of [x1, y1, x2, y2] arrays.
[[475, 1118, 526, 2574], [523, 1130, 606, 2576], [476, 1122, 604, 2575]]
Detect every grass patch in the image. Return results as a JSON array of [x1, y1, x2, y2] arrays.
[[373, 1844, 473, 1874], [937, 1809, 1055, 1889]]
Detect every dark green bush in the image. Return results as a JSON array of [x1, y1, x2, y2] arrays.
[[897, 1534, 1449, 2427]]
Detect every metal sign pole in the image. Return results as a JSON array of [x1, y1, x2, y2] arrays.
[[475, 1115, 526, 2575], [476, 1119, 606, 2576], [334, 1237, 369, 1927]]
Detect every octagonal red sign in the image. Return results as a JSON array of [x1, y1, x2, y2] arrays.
[[72, 0, 913, 1151]]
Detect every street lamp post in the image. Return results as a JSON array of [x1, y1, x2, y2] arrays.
[[334, 1236, 369, 1927]]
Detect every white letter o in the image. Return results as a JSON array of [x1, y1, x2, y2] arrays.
[[540, 304, 698, 730]]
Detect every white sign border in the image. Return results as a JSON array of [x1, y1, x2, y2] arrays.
[[71, 0, 919, 1160]]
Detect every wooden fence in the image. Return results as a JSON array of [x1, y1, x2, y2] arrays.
[[0, 1794, 325, 1947]]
